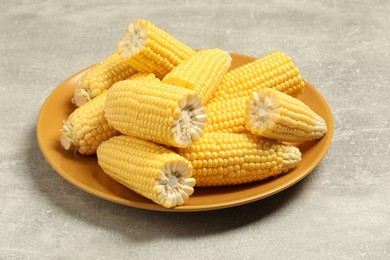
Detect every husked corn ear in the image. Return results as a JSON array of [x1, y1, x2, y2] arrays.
[[104, 80, 207, 148], [97, 135, 196, 208], [162, 49, 232, 104], [72, 52, 137, 107], [117, 19, 196, 79], [61, 92, 118, 155], [61, 73, 158, 155], [178, 132, 301, 187], [204, 51, 305, 133], [246, 88, 327, 142], [213, 51, 305, 100]]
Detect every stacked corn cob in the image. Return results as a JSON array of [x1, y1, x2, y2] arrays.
[[60, 19, 327, 208], [72, 52, 138, 107]]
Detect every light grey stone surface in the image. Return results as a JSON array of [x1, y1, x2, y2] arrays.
[[1, 0, 389, 259]]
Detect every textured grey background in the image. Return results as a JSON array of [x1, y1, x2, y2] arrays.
[[1, 0, 389, 259]]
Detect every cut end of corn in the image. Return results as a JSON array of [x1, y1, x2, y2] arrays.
[[246, 90, 280, 133], [117, 20, 147, 60], [155, 159, 195, 208], [246, 88, 327, 142], [172, 93, 207, 147]]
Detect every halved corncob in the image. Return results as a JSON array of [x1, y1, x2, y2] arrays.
[[104, 80, 207, 148], [245, 88, 327, 142], [178, 132, 301, 187], [213, 51, 305, 100], [61, 73, 157, 155], [97, 135, 196, 208], [204, 51, 305, 133], [117, 19, 196, 79], [72, 52, 138, 107], [162, 49, 232, 104], [61, 92, 117, 155]]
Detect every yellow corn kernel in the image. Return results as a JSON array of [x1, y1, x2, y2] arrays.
[[61, 73, 157, 155], [178, 132, 301, 187], [97, 135, 196, 208], [104, 80, 207, 148], [162, 49, 232, 104], [213, 51, 305, 100], [117, 19, 196, 79], [246, 88, 327, 142], [72, 52, 138, 107]]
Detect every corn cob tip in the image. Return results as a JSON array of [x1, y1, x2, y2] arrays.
[[72, 87, 91, 107], [246, 88, 327, 142], [156, 159, 196, 208], [117, 20, 147, 60], [281, 145, 302, 171], [172, 94, 207, 147]]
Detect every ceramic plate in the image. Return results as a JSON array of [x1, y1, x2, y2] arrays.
[[36, 52, 334, 212]]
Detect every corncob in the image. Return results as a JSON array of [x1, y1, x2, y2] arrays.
[[178, 132, 301, 187], [72, 52, 138, 107], [61, 73, 157, 155], [213, 51, 305, 100], [61, 92, 117, 155], [97, 135, 196, 208], [117, 19, 196, 79], [162, 49, 232, 104], [204, 51, 305, 133], [245, 88, 327, 142], [104, 80, 206, 148]]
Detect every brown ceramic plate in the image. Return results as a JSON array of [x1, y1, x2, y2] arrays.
[[36, 52, 333, 212]]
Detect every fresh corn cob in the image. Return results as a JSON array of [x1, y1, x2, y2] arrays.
[[162, 49, 232, 104], [213, 51, 305, 100], [117, 19, 196, 79], [61, 73, 157, 155], [72, 52, 138, 107], [178, 132, 301, 187], [204, 51, 305, 133], [61, 92, 117, 155], [104, 80, 206, 148], [97, 135, 196, 208], [245, 88, 327, 142]]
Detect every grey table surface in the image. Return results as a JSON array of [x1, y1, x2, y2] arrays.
[[1, 0, 389, 259]]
